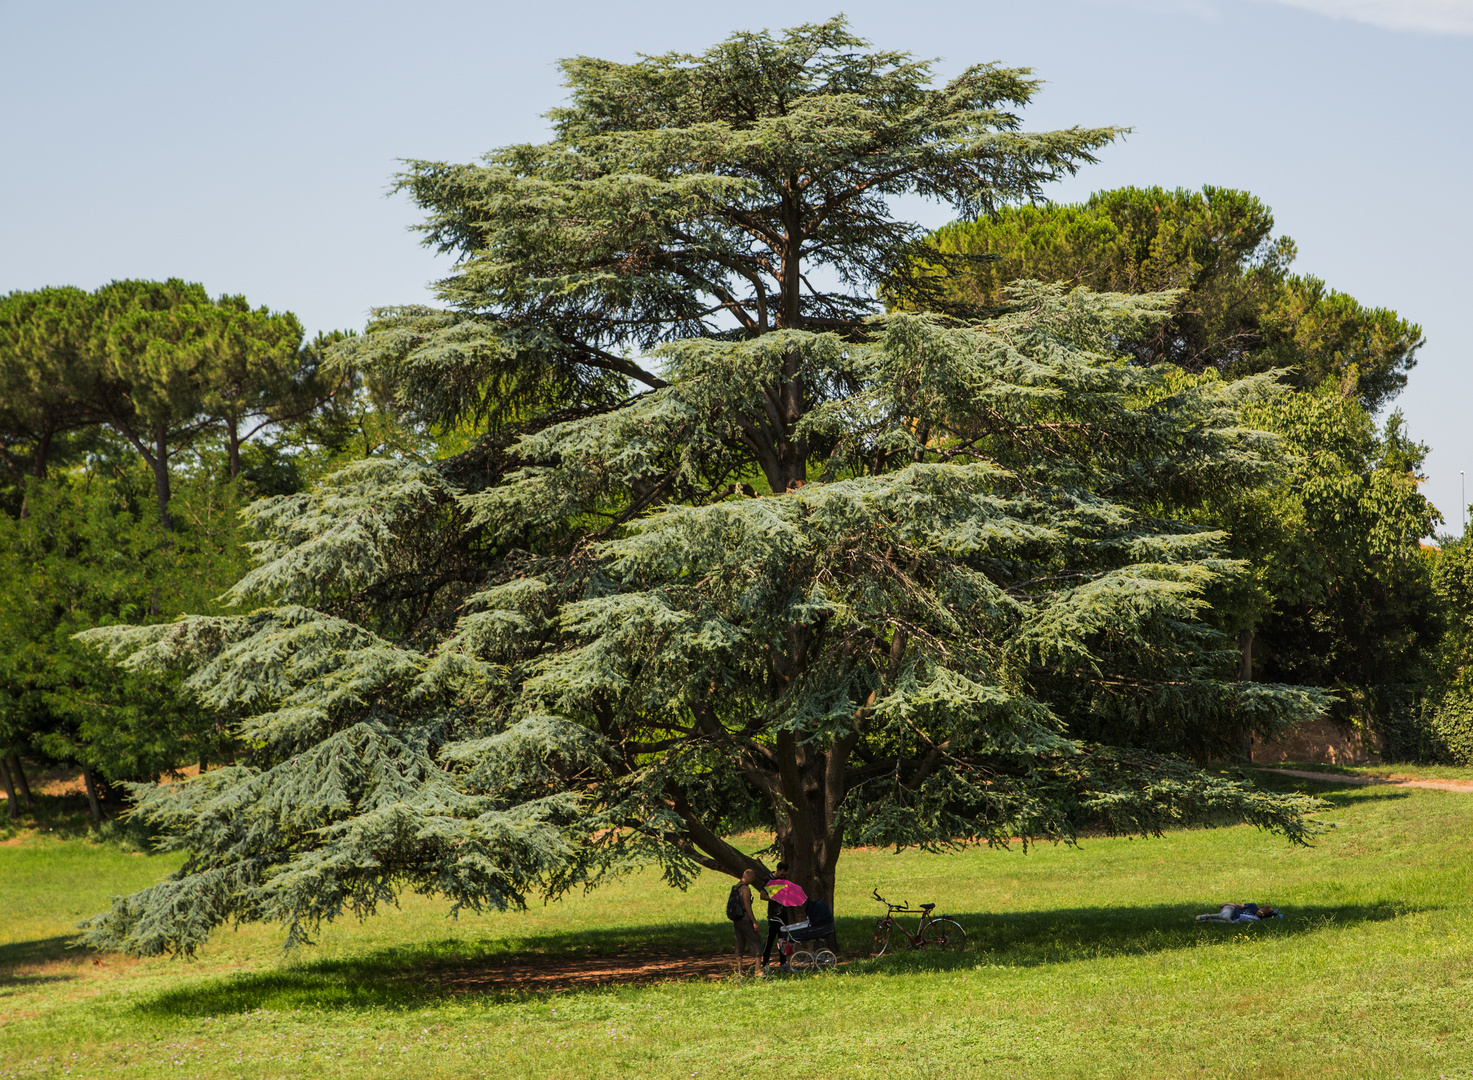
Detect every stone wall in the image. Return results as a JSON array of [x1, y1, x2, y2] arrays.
[[1250, 717, 1381, 765]]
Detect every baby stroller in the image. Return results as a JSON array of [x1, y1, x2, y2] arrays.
[[775, 898, 838, 972]]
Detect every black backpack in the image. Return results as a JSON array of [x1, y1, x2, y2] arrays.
[[726, 883, 747, 921]]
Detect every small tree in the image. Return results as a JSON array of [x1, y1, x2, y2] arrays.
[[1238, 391, 1441, 736], [0, 466, 252, 825], [85, 279, 224, 531], [79, 20, 1323, 955]]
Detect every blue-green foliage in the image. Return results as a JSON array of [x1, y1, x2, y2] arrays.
[[78, 463, 616, 955], [76, 21, 1326, 955], [82, 287, 1325, 954]]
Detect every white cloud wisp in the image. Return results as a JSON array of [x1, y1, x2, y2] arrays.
[[1264, 0, 1473, 34]]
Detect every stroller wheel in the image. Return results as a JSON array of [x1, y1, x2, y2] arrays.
[[789, 950, 816, 973], [814, 949, 837, 971]]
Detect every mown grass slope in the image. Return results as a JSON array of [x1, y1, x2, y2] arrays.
[[2, 772, 1471, 1079]]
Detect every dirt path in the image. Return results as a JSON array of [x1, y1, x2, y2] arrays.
[[430, 951, 749, 994], [1253, 767, 1473, 793]]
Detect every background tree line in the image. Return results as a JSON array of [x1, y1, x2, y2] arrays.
[[0, 279, 387, 822], [915, 184, 1473, 760], [3, 203, 1466, 840]]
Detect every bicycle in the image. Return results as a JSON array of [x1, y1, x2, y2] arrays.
[[869, 889, 966, 957]]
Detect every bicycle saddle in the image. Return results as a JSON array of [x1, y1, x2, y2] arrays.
[[920, 903, 935, 911]]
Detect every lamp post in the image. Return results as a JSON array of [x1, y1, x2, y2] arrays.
[[1463, 471, 1467, 535]]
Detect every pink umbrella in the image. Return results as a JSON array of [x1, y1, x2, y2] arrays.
[[767, 879, 807, 906]]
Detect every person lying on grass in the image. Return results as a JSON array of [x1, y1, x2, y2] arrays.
[[1196, 903, 1281, 923]]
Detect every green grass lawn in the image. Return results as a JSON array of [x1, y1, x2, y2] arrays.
[[1259, 760, 1473, 783], [3, 772, 1473, 1079]]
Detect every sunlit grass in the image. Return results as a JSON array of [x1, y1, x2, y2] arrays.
[[3, 773, 1473, 1078]]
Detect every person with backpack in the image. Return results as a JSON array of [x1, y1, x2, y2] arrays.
[[727, 871, 764, 975]]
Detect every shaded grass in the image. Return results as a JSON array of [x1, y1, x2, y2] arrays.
[[129, 896, 1415, 1021], [3, 774, 1473, 1079], [0, 794, 101, 844], [1260, 759, 1473, 782], [0, 762, 145, 845]]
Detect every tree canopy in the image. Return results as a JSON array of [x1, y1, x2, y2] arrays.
[[0, 282, 352, 824], [910, 186, 1439, 747], [347, 16, 1119, 495], [0, 281, 318, 526], [1237, 393, 1440, 739], [77, 19, 1324, 956], [918, 186, 1423, 413]]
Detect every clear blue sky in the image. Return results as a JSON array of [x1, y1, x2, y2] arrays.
[[3, 0, 1470, 526]]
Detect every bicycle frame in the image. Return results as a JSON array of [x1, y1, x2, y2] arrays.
[[872, 892, 938, 947], [869, 888, 965, 958]]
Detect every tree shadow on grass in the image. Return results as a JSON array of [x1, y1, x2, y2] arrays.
[[0, 791, 158, 847], [0, 935, 90, 988], [0, 794, 94, 843], [134, 917, 752, 1017], [1238, 770, 1417, 805], [848, 897, 1416, 979], [132, 895, 1417, 1015], [134, 927, 736, 1016], [123, 779, 1416, 1014]]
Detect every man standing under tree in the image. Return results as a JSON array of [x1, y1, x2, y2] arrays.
[[728, 870, 765, 975]]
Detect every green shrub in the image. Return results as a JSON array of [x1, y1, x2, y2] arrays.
[[1425, 690, 1473, 765], [1374, 685, 1473, 765]]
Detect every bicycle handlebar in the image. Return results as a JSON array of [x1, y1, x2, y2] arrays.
[[872, 888, 922, 913]]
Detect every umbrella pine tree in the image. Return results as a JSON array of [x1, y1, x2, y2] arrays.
[[80, 19, 1323, 954]]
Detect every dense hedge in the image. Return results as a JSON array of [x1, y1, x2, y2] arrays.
[[1374, 686, 1473, 765], [1425, 692, 1473, 765]]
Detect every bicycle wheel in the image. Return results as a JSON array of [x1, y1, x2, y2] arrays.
[[789, 949, 816, 973], [924, 918, 966, 953], [814, 949, 838, 971], [871, 918, 894, 957]]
